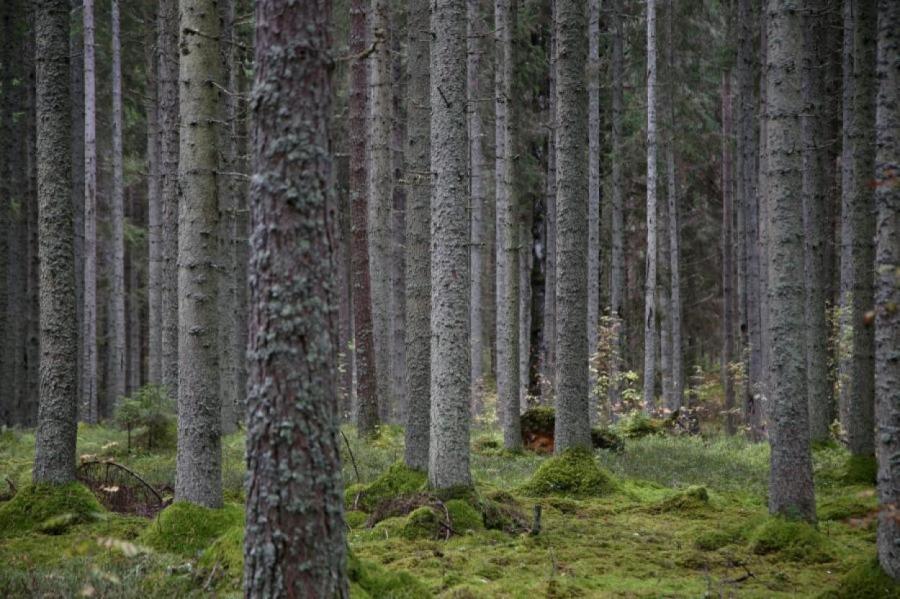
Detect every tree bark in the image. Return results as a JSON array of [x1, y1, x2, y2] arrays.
[[541, 0, 557, 404], [874, 0, 899, 578], [244, 1, 348, 594], [642, 0, 659, 413], [81, 0, 98, 424], [722, 72, 736, 435], [404, 0, 431, 470], [608, 0, 625, 410], [554, 0, 591, 451], [429, 0, 472, 489], [587, 0, 601, 423], [127, 190, 142, 393], [765, 0, 816, 523], [145, 0, 162, 386], [24, 8, 39, 424], [33, 0, 78, 485], [756, 6, 771, 435], [390, 18, 407, 425], [69, 0, 85, 421], [665, 0, 683, 410], [469, 0, 486, 410], [839, 0, 877, 457], [175, 0, 223, 508], [109, 0, 126, 407]]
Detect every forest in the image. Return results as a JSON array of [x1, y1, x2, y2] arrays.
[[0, 0, 897, 596]]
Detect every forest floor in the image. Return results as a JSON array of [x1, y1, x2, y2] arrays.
[[0, 417, 897, 598]]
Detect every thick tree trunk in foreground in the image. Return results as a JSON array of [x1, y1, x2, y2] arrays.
[[244, 1, 348, 594], [554, 0, 591, 451], [175, 0, 222, 508], [765, 0, 816, 523], [349, 0, 379, 437], [429, 0, 472, 489], [874, 0, 899, 579], [722, 73, 736, 435], [82, 0, 98, 423], [642, 0, 658, 412], [109, 0, 126, 406], [33, 0, 77, 485], [404, 0, 431, 470]]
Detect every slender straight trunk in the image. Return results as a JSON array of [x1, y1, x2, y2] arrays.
[[765, 0, 816, 522], [608, 0, 625, 409], [349, 0, 379, 436], [468, 0, 486, 408], [33, 0, 77, 485], [245, 1, 348, 593], [0, 0, 13, 421], [554, 0, 591, 451], [722, 73, 736, 435], [370, 0, 394, 422], [519, 170, 532, 412], [25, 10, 39, 424], [81, 0, 98, 423], [541, 0, 557, 404], [839, 0, 877, 457], [802, 0, 835, 443], [127, 190, 141, 393], [158, 0, 179, 398], [145, 0, 161, 386], [665, 0, 683, 410], [495, 0, 521, 449], [109, 0, 126, 406], [756, 7, 770, 433], [658, 176, 673, 409], [587, 0, 601, 423], [428, 0, 472, 489], [176, 0, 222, 508], [874, 0, 899, 578], [404, 0, 431, 470], [642, 0, 658, 412], [390, 15, 408, 424], [69, 0, 84, 421], [336, 156, 353, 417]]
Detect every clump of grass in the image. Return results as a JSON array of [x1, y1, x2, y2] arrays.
[[748, 517, 832, 563], [693, 528, 740, 551], [0, 482, 105, 536], [198, 525, 244, 587], [445, 499, 484, 534], [648, 485, 711, 515], [348, 551, 429, 598], [820, 557, 900, 598], [141, 501, 243, 557], [520, 448, 616, 497]]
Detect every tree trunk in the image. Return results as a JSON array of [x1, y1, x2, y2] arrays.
[[587, 0, 601, 423], [658, 171, 673, 410], [81, 0, 98, 423], [145, 0, 162, 386], [608, 0, 625, 411], [554, 0, 591, 451], [25, 9, 39, 424], [390, 19, 407, 425], [175, 0, 222, 508], [541, 0, 557, 404], [722, 72, 737, 435], [642, 0, 659, 413], [244, 1, 348, 593], [757, 4, 771, 433], [469, 0, 486, 410], [765, 0, 816, 523], [665, 0, 683, 410], [127, 190, 142, 393], [519, 169, 532, 413], [495, 0, 521, 449], [33, 0, 78, 485], [839, 0, 877, 458], [0, 0, 15, 422], [109, 0, 126, 407], [429, 0, 472, 489], [69, 0, 85, 421], [403, 0, 431, 470], [158, 0, 180, 398], [370, 0, 394, 422], [874, 0, 899, 578], [349, 0, 379, 437]]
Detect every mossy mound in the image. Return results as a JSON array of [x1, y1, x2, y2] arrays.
[[821, 557, 900, 599], [694, 528, 740, 551], [141, 501, 243, 557], [0, 482, 105, 536], [345, 510, 368, 529], [612, 411, 664, 439], [445, 499, 484, 534], [479, 491, 528, 533], [401, 506, 442, 540], [748, 517, 832, 563], [346, 463, 427, 512], [198, 525, 244, 577], [649, 485, 710, 514], [519, 448, 616, 497], [842, 455, 877, 485], [348, 551, 429, 598], [818, 487, 878, 521]]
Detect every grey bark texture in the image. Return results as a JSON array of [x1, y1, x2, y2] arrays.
[[349, 0, 379, 437], [608, 0, 625, 409], [874, 0, 899, 578], [757, 8, 771, 432], [0, 0, 11, 420], [658, 168, 673, 409], [175, 0, 222, 508], [495, 0, 521, 449], [722, 73, 736, 435], [404, 0, 431, 471], [33, 0, 78, 485], [81, 0, 98, 423], [839, 0, 877, 457], [802, 0, 835, 443], [765, 0, 816, 523], [428, 0, 472, 489], [665, 0, 683, 410], [587, 0, 601, 423], [390, 21, 407, 425], [159, 0, 180, 398], [542, 0, 557, 404], [25, 12, 39, 425], [469, 0, 487, 409], [109, 0, 126, 407], [554, 0, 591, 451], [127, 191, 142, 393], [145, 0, 162, 386], [244, 1, 348, 594], [642, 0, 658, 412]]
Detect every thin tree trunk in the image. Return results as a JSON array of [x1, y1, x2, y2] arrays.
[[541, 0, 557, 404], [469, 0, 486, 410], [127, 190, 142, 393], [403, 0, 430, 470], [81, 0, 98, 423], [765, 0, 816, 523], [33, 0, 78, 485], [176, 0, 222, 508], [519, 171, 532, 412], [390, 13, 407, 424], [145, 0, 161, 386], [839, 0, 877, 457], [428, 0, 472, 489], [608, 0, 625, 410], [722, 72, 736, 435], [554, 0, 591, 451], [642, 0, 659, 412], [874, 0, 899, 578], [349, 0, 379, 437], [665, 0, 683, 410], [109, 0, 126, 407], [756, 7, 770, 435], [658, 174, 673, 409], [25, 8, 39, 424], [245, 1, 348, 593], [69, 0, 85, 422], [0, 0, 13, 421], [587, 0, 601, 423]]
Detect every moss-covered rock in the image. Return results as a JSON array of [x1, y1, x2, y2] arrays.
[[348, 551, 430, 598], [345, 510, 368, 529], [347, 463, 427, 512], [748, 517, 832, 563], [401, 506, 441, 540], [0, 483, 105, 536], [842, 455, 877, 485], [520, 448, 616, 497], [821, 557, 900, 599], [445, 499, 484, 534], [141, 501, 243, 557], [198, 525, 243, 576], [650, 485, 710, 514]]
